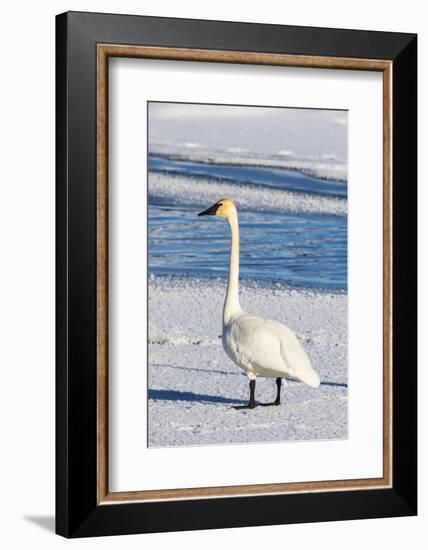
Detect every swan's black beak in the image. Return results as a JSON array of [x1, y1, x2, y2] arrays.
[[198, 203, 219, 216]]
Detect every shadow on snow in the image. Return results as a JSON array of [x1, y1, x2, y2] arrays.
[[148, 388, 244, 405], [152, 365, 347, 388], [153, 363, 244, 376], [320, 381, 347, 388]]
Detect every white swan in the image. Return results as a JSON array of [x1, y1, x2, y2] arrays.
[[198, 198, 320, 409]]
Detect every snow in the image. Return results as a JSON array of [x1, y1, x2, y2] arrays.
[[149, 144, 348, 182], [149, 172, 347, 216], [148, 275, 348, 447]]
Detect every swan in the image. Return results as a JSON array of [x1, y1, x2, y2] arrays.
[[198, 198, 320, 409]]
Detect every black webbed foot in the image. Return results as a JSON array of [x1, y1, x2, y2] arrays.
[[233, 402, 257, 410], [233, 379, 256, 410], [259, 378, 282, 407]]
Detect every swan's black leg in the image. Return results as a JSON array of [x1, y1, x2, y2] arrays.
[[234, 379, 256, 409], [275, 377, 282, 404], [260, 378, 282, 406]]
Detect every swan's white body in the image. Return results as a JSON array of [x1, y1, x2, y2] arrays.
[[222, 314, 320, 387], [200, 198, 320, 396]]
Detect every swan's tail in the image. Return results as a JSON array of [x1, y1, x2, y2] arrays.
[[299, 368, 321, 388]]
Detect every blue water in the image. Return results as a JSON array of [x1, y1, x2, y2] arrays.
[[148, 155, 347, 291]]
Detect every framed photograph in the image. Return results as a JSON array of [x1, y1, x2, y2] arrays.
[[56, 11, 417, 538]]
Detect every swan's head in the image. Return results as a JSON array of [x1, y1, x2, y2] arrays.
[[198, 198, 237, 219]]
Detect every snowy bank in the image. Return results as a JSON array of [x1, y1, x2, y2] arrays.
[[148, 275, 348, 447], [149, 172, 347, 216]]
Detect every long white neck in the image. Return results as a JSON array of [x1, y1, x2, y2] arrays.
[[223, 211, 242, 325]]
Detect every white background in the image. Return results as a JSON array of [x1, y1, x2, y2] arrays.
[[0, 1, 425, 548], [110, 59, 383, 492]]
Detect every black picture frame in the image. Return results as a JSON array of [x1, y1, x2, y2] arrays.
[[56, 11, 417, 538]]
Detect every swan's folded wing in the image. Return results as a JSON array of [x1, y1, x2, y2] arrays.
[[229, 315, 320, 387], [277, 329, 320, 387], [227, 316, 297, 378]]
